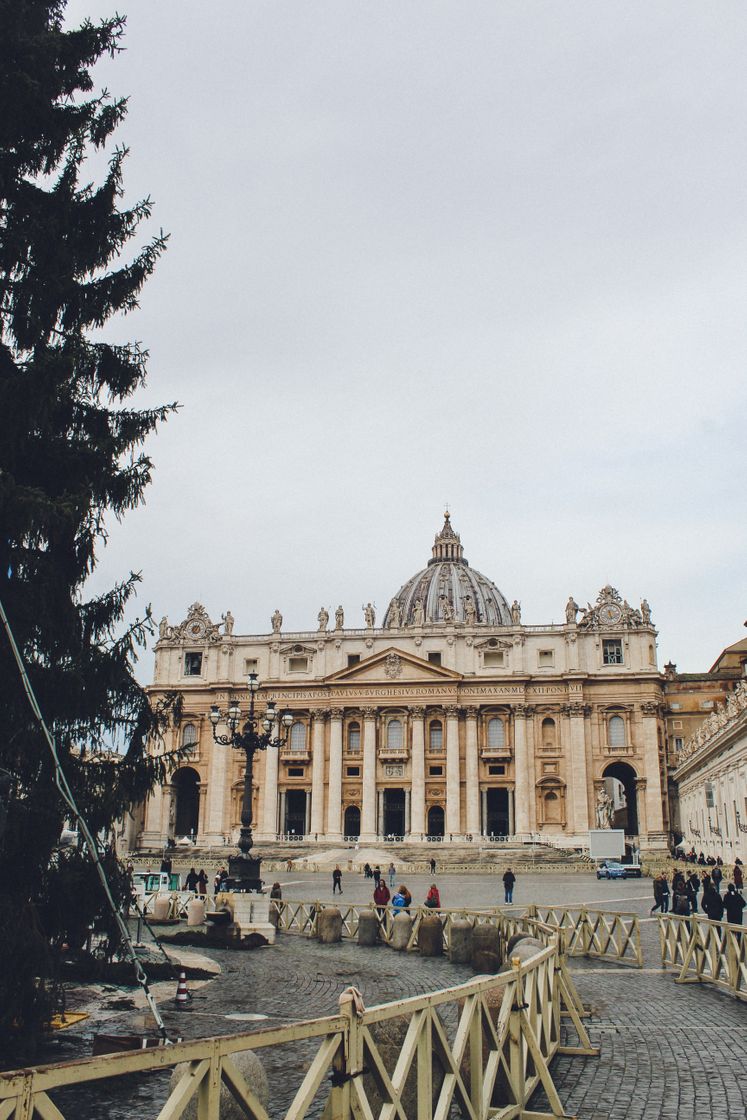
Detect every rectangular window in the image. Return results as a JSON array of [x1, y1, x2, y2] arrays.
[[674, 737, 684, 751], [287, 767, 305, 777], [602, 639, 624, 665], [700, 700, 714, 710], [488, 764, 505, 776], [288, 656, 308, 672], [347, 654, 360, 667], [427, 651, 442, 666], [705, 783, 715, 808], [484, 651, 505, 667], [244, 658, 258, 675], [184, 652, 203, 676], [428, 765, 443, 776], [672, 719, 683, 729], [346, 766, 360, 777], [669, 703, 682, 710], [538, 650, 554, 667]]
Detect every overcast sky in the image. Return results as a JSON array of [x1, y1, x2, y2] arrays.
[[65, 1, 747, 678]]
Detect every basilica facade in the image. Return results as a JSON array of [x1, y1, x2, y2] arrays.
[[140, 515, 669, 853]]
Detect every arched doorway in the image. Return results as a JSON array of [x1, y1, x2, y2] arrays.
[[602, 762, 638, 835], [427, 805, 445, 837], [344, 805, 360, 838], [173, 767, 200, 838], [383, 788, 405, 837]]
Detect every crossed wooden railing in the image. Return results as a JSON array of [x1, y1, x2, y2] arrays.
[[0, 935, 598, 1120], [658, 912, 747, 1001], [515, 906, 643, 968], [273, 899, 643, 967]]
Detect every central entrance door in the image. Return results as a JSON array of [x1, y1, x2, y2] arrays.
[[485, 788, 509, 836], [383, 788, 405, 837], [284, 790, 308, 837], [427, 805, 445, 837]]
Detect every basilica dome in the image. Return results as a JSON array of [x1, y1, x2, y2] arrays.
[[383, 513, 512, 628]]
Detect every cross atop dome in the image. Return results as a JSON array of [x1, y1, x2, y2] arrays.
[[431, 510, 465, 564]]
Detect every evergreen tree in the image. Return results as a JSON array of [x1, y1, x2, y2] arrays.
[[0, 1, 180, 1058]]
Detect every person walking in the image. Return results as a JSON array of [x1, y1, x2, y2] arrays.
[[388, 861, 396, 888], [429, 856, 436, 875], [734, 862, 744, 890], [184, 866, 198, 892], [363, 862, 372, 880], [332, 865, 343, 895], [723, 883, 745, 925], [711, 863, 723, 893], [502, 868, 516, 904], [672, 878, 690, 918], [373, 865, 381, 886], [651, 873, 668, 913]]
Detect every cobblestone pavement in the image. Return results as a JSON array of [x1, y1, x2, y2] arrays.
[[50, 870, 746, 1119]]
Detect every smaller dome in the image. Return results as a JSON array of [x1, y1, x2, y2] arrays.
[[383, 513, 512, 627]]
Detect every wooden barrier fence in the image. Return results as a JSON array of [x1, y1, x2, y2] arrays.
[[0, 936, 597, 1120], [272, 899, 643, 967], [658, 912, 747, 1001]]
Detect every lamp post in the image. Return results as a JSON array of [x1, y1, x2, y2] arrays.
[[209, 672, 293, 892]]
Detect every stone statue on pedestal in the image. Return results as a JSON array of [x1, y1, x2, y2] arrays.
[[511, 600, 522, 624], [335, 605, 344, 630], [271, 609, 283, 634], [565, 596, 580, 624], [317, 606, 329, 631]]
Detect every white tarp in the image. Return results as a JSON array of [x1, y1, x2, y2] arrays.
[[588, 829, 625, 860]]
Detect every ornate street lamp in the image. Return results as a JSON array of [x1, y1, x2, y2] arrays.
[[209, 672, 293, 892]]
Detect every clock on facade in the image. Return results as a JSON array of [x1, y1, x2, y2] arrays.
[[598, 603, 622, 627]]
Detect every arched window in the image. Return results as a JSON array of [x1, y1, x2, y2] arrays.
[[387, 719, 403, 750], [181, 723, 198, 749], [608, 715, 626, 747], [541, 717, 556, 748], [429, 720, 443, 752], [487, 718, 505, 748], [347, 721, 361, 753], [290, 721, 306, 751]]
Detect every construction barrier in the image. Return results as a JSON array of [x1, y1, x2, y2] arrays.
[[658, 912, 747, 1002]]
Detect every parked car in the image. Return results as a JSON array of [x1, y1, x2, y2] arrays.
[[596, 860, 642, 880]]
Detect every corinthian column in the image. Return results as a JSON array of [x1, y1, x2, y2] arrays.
[[361, 708, 377, 841], [465, 707, 480, 836], [310, 710, 327, 838], [326, 709, 343, 840], [409, 706, 426, 837], [513, 707, 530, 835], [445, 706, 461, 836], [568, 703, 590, 834], [259, 733, 280, 839], [640, 703, 666, 846]]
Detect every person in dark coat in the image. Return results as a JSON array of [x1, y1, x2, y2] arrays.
[[687, 872, 701, 912], [723, 883, 745, 925], [184, 866, 198, 891], [196, 869, 208, 896], [332, 865, 343, 894], [502, 868, 516, 904], [650, 873, 668, 914], [373, 865, 381, 886], [711, 863, 723, 893], [701, 886, 725, 921], [734, 863, 744, 889]]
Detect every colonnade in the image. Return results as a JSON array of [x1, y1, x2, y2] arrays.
[[257, 705, 518, 842]]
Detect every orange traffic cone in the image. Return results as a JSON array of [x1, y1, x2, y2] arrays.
[[175, 970, 191, 1007]]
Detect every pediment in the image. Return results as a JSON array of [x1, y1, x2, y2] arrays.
[[325, 646, 462, 684]]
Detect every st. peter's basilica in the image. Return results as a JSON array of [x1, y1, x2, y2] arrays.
[[139, 514, 669, 854]]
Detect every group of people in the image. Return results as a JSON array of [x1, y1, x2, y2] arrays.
[[361, 862, 399, 888], [675, 849, 732, 867], [651, 862, 745, 923], [371, 879, 441, 913]]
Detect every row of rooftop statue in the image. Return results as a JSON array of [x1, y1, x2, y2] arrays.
[[157, 588, 653, 640]]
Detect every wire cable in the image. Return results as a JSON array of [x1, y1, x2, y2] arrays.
[[0, 595, 172, 1043]]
